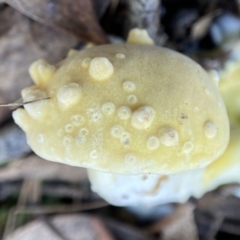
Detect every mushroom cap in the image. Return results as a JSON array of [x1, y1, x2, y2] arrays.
[[202, 126, 240, 193], [219, 59, 240, 126], [13, 43, 229, 175]]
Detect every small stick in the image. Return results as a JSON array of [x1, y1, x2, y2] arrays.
[[0, 98, 51, 107]]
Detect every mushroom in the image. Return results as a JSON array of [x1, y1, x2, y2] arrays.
[[218, 58, 240, 126], [12, 29, 230, 210], [88, 126, 240, 208], [202, 126, 240, 194]]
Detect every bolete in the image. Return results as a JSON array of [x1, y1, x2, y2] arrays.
[[88, 126, 240, 207], [13, 29, 230, 208], [218, 57, 240, 126]]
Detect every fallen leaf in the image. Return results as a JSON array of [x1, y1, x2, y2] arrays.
[[5, 214, 114, 240], [147, 203, 199, 240], [5, 0, 108, 44], [195, 189, 240, 239], [0, 6, 78, 113], [0, 155, 88, 182], [191, 10, 221, 41], [103, 217, 151, 240], [197, 190, 240, 219], [0, 4, 16, 36]]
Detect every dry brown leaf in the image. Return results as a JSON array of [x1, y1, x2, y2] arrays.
[[0, 6, 32, 104], [0, 4, 16, 36], [5, 0, 108, 44], [0, 155, 88, 182], [103, 217, 151, 240], [5, 214, 114, 240], [197, 190, 240, 221], [0, 6, 78, 117], [147, 203, 199, 240], [191, 10, 220, 41]]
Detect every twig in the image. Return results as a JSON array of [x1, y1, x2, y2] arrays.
[[15, 201, 109, 215], [0, 97, 51, 108], [3, 207, 17, 240]]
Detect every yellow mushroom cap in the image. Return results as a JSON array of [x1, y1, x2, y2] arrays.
[[202, 126, 240, 193], [219, 59, 240, 126], [13, 30, 229, 175]]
